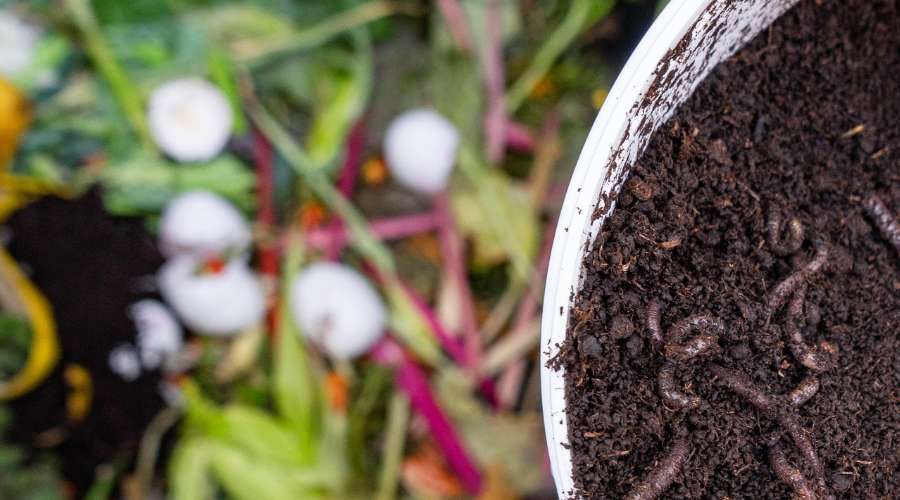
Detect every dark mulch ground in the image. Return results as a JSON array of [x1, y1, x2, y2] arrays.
[[5, 190, 165, 494], [560, 0, 898, 498]]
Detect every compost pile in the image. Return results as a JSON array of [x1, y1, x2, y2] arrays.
[[561, 0, 899, 498]]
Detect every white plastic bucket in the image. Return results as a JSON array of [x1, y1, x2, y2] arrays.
[[539, 0, 800, 496]]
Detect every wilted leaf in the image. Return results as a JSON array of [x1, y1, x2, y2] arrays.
[[451, 160, 538, 281], [434, 369, 545, 495]]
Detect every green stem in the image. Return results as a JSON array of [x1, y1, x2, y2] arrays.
[[64, 0, 154, 150], [250, 102, 395, 275], [237, 0, 421, 67], [375, 391, 409, 500], [505, 0, 603, 114]]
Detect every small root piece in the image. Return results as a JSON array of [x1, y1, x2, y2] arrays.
[[862, 194, 900, 256], [625, 433, 690, 500], [658, 361, 701, 410], [709, 364, 775, 412], [778, 412, 828, 497], [786, 376, 820, 407], [646, 299, 663, 344], [768, 212, 805, 256], [769, 442, 818, 500]]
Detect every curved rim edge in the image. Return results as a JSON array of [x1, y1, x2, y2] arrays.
[[539, 1, 712, 496]]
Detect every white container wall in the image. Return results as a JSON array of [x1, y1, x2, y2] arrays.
[[539, 0, 800, 497]]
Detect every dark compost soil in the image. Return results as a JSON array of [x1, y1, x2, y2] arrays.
[[559, 0, 899, 498], [5, 190, 165, 494]]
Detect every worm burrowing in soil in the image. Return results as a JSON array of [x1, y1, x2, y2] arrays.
[[625, 433, 691, 500], [768, 211, 805, 256], [862, 194, 900, 257]]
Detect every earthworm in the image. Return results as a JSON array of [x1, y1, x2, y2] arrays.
[[646, 299, 663, 344], [785, 285, 831, 373], [664, 332, 720, 362], [768, 212, 805, 256], [767, 246, 829, 315], [778, 412, 828, 497], [862, 194, 900, 256], [786, 376, 820, 407], [658, 361, 701, 410], [656, 313, 722, 409], [710, 365, 827, 496], [625, 433, 690, 500], [769, 442, 818, 500], [666, 315, 726, 345], [708, 364, 775, 412]]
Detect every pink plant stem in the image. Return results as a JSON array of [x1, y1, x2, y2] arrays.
[[337, 119, 366, 198], [436, 0, 473, 53], [482, 0, 506, 164], [372, 338, 482, 494], [327, 119, 367, 260], [302, 211, 443, 252], [433, 191, 483, 375], [505, 121, 536, 152], [496, 216, 557, 408], [402, 283, 468, 365], [253, 128, 279, 335]]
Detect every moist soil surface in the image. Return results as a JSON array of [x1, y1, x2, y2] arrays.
[[560, 0, 898, 498], [5, 190, 165, 495]]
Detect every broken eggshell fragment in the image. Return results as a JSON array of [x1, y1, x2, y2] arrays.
[[158, 255, 264, 336], [383, 108, 460, 194], [158, 190, 251, 258], [130, 299, 183, 371], [289, 262, 387, 360], [147, 77, 233, 162]]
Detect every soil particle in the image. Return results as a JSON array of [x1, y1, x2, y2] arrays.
[[560, 0, 899, 498]]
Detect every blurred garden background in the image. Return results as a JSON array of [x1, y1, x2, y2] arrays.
[[0, 0, 660, 498]]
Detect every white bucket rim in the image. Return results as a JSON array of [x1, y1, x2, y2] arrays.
[[538, 0, 798, 496]]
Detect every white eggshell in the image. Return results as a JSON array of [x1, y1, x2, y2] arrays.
[[0, 11, 39, 77], [383, 108, 460, 194], [148, 77, 233, 162], [289, 262, 387, 359], [158, 255, 265, 336], [130, 299, 183, 370], [159, 190, 251, 258], [108, 344, 142, 382]]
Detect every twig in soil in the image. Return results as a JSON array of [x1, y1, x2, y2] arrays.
[[769, 441, 817, 500], [766, 245, 829, 315], [646, 299, 663, 344], [786, 376, 820, 407], [862, 194, 900, 257], [658, 361, 701, 410], [624, 433, 690, 500], [767, 211, 805, 256]]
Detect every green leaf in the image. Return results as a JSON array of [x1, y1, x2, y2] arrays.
[[453, 151, 539, 282], [208, 442, 333, 500], [100, 154, 256, 216], [273, 242, 321, 452], [306, 34, 371, 169], [169, 437, 215, 500]]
